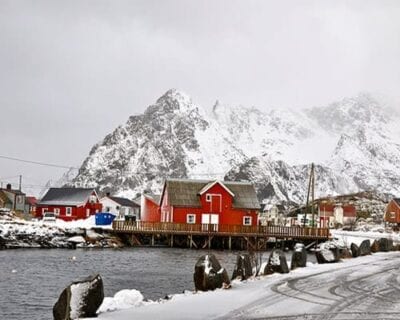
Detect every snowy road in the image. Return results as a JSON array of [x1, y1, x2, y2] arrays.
[[222, 255, 400, 319], [96, 252, 400, 320]]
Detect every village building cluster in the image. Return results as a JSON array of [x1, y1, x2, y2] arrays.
[[1, 178, 399, 230]]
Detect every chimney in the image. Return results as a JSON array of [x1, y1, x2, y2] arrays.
[[6, 183, 12, 190], [106, 192, 110, 197]]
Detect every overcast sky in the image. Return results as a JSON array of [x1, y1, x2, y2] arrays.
[[1, 0, 400, 194]]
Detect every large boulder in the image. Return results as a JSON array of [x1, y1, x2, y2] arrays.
[[316, 242, 340, 264], [291, 243, 307, 270], [194, 254, 230, 291], [231, 254, 253, 280], [350, 243, 360, 258], [378, 238, 393, 252], [262, 249, 289, 275], [53, 274, 104, 320], [358, 240, 371, 256], [371, 240, 380, 253], [339, 247, 352, 259]]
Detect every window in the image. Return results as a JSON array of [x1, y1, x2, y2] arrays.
[[243, 216, 252, 226], [105, 206, 111, 212], [89, 195, 97, 203], [17, 195, 24, 204], [66, 207, 72, 216], [206, 194, 211, 202], [391, 212, 396, 219], [54, 208, 60, 216], [187, 214, 196, 224]]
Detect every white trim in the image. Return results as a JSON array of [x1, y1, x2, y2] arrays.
[[392, 200, 400, 210], [243, 216, 252, 226], [186, 214, 196, 224], [66, 207, 72, 216], [207, 194, 222, 212], [199, 180, 235, 197], [54, 208, 60, 216]]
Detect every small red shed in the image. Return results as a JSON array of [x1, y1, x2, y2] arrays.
[[140, 193, 161, 222], [385, 198, 400, 224], [159, 179, 260, 227], [37, 188, 102, 221]]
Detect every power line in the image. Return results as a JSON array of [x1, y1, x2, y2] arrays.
[[0, 155, 79, 170]]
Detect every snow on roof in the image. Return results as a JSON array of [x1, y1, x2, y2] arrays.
[[39, 188, 97, 206]]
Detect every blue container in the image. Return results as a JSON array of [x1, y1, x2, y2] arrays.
[[95, 212, 116, 225]]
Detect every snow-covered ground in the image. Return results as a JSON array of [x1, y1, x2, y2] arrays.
[[91, 251, 400, 320], [89, 230, 400, 320], [0, 213, 115, 248]]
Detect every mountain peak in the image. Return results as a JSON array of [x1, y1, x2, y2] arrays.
[[156, 88, 192, 106]]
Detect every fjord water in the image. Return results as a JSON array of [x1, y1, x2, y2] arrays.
[[0, 248, 317, 320], [0, 248, 240, 320]]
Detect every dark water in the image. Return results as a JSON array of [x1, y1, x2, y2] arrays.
[[0, 248, 317, 320], [0, 248, 240, 320]]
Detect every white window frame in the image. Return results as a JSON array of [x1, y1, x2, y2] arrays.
[[54, 208, 60, 216], [66, 207, 72, 216], [206, 194, 211, 202], [391, 212, 396, 219], [243, 216, 252, 226], [187, 214, 196, 224]]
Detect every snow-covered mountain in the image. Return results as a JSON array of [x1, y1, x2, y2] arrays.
[[69, 89, 400, 204]]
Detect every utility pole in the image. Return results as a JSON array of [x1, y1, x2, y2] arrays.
[[303, 163, 315, 228], [311, 163, 315, 227], [19, 175, 22, 191]]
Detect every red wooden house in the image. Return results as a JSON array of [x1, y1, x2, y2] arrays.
[[384, 198, 400, 225], [158, 179, 260, 227], [140, 193, 161, 222], [37, 188, 102, 221], [317, 202, 356, 227]]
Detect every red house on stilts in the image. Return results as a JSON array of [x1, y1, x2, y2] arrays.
[[37, 188, 102, 221], [158, 179, 260, 228]]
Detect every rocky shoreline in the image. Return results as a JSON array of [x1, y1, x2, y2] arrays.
[[0, 213, 123, 250]]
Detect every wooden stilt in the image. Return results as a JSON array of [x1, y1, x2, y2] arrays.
[[170, 234, 174, 247], [151, 234, 155, 246], [228, 236, 232, 250]]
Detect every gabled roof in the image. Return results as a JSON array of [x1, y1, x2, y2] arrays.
[[0, 188, 25, 195], [161, 178, 260, 210], [144, 193, 161, 205], [393, 198, 400, 208], [107, 196, 139, 208], [39, 188, 97, 206], [0, 190, 12, 205], [198, 180, 235, 197]]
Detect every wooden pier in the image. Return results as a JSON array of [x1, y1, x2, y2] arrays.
[[112, 221, 330, 250]]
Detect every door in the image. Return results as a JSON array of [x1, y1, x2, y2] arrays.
[[201, 214, 219, 231], [211, 195, 222, 212]]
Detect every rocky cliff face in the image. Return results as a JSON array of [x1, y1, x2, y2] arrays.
[[69, 89, 400, 204]]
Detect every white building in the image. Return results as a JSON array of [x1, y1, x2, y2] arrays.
[[100, 195, 140, 221]]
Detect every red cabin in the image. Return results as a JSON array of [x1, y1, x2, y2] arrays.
[[37, 188, 102, 221], [140, 193, 161, 222], [159, 179, 260, 227], [385, 198, 400, 225]]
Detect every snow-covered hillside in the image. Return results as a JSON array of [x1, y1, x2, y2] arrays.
[[69, 89, 400, 203]]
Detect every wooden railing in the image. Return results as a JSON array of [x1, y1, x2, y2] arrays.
[[112, 220, 330, 239]]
